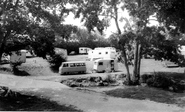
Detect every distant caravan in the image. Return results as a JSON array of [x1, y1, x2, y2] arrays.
[[59, 61, 86, 75], [88, 47, 117, 61], [79, 47, 92, 54]]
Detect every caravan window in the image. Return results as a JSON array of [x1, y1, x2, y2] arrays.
[[99, 62, 103, 66], [105, 52, 108, 54], [99, 52, 101, 55]]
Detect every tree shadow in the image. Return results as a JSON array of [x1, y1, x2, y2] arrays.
[[105, 86, 185, 107], [50, 66, 59, 73], [13, 67, 31, 76], [104, 71, 185, 107]]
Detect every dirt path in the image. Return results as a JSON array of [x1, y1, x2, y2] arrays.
[[0, 73, 184, 112]]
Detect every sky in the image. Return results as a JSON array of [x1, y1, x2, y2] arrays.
[[63, 8, 159, 39]]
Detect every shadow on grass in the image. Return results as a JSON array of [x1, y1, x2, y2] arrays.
[[105, 72, 185, 107], [105, 86, 185, 107], [50, 66, 59, 73], [0, 66, 12, 73], [13, 68, 31, 76], [0, 87, 82, 111]]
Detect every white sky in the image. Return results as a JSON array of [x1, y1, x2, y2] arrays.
[[63, 8, 159, 38]]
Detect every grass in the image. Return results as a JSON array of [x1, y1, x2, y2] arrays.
[[105, 86, 185, 107], [0, 88, 82, 111]]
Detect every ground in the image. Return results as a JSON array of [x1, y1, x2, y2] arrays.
[[0, 55, 185, 111]]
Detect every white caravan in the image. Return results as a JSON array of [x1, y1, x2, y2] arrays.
[[10, 50, 26, 64], [79, 47, 92, 54], [93, 59, 118, 73], [88, 47, 117, 61]]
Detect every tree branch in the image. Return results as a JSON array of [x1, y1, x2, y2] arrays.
[[14, 0, 19, 8]]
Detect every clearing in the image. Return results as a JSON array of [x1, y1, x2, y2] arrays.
[[0, 54, 185, 112]]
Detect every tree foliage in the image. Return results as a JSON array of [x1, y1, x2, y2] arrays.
[[151, 0, 185, 33]]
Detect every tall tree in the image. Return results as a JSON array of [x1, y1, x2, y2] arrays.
[[123, 0, 185, 84], [0, 0, 76, 62], [0, 0, 30, 63]]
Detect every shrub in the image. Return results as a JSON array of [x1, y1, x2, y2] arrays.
[[48, 54, 66, 71], [103, 74, 116, 83], [144, 72, 185, 92], [146, 74, 172, 89]]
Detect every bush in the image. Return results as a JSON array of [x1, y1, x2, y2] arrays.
[[146, 74, 172, 89], [143, 72, 185, 92], [48, 54, 66, 71], [103, 74, 116, 83]]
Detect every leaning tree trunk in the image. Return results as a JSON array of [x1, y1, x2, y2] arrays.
[[120, 45, 131, 84], [132, 40, 139, 84], [137, 43, 141, 80], [113, 4, 131, 84]]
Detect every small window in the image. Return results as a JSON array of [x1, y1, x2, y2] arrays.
[[81, 49, 83, 50], [99, 52, 101, 55], [105, 52, 108, 54], [82, 63, 85, 66], [63, 64, 68, 67], [70, 63, 75, 67], [99, 62, 103, 66], [76, 63, 80, 66]]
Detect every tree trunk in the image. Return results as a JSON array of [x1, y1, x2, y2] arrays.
[[113, 4, 131, 84], [0, 36, 7, 63], [132, 40, 140, 85], [120, 45, 131, 84], [137, 43, 141, 82], [0, 31, 10, 64]]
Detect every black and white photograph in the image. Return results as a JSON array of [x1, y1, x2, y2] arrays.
[[0, 0, 185, 111]]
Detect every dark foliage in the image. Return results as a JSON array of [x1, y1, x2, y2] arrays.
[[141, 72, 185, 92], [48, 54, 66, 71], [31, 27, 55, 59]]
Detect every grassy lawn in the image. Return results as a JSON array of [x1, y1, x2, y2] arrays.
[[105, 86, 185, 107], [0, 87, 82, 111]]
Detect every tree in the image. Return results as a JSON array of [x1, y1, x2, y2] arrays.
[[29, 27, 55, 59], [0, 0, 30, 63], [151, 0, 185, 33], [0, 0, 76, 62]]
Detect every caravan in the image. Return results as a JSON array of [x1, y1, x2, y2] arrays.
[[88, 47, 117, 61], [93, 59, 118, 73], [10, 50, 26, 64], [79, 47, 92, 54]]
